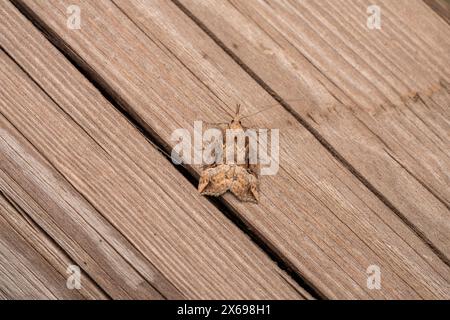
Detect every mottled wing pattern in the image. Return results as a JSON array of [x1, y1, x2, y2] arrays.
[[198, 105, 260, 203]]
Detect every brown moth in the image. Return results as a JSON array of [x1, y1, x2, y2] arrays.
[[198, 104, 260, 203]]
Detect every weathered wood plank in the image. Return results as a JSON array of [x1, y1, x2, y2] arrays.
[[11, 0, 450, 298], [0, 2, 306, 299], [177, 0, 450, 259], [425, 0, 450, 25], [1, 117, 171, 300], [0, 193, 106, 300]]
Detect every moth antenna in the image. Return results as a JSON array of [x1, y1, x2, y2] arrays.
[[233, 103, 243, 122], [204, 121, 228, 126], [241, 98, 304, 119], [240, 104, 278, 120], [144, 138, 191, 169]]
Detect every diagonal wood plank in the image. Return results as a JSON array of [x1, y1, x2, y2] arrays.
[[177, 0, 450, 260], [1, 117, 173, 300], [0, 193, 107, 300], [0, 2, 306, 299], [424, 0, 450, 25], [9, 0, 450, 299]]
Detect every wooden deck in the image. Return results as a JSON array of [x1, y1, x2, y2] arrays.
[[0, 0, 449, 300]]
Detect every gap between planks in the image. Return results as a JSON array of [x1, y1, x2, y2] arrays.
[[1, 2, 310, 299], [7, 0, 450, 300], [0, 191, 108, 299], [0, 108, 176, 300], [0, 48, 306, 300], [424, 0, 450, 24], [171, 0, 450, 266], [173, 0, 450, 261], [7, 0, 322, 299]]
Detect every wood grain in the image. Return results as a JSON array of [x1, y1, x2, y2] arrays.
[[0, 2, 306, 300], [178, 0, 450, 259], [9, 0, 450, 299], [425, 0, 450, 24], [0, 193, 106, 299], [1, 116, 173, 300]]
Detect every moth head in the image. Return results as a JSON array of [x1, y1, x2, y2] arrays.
[[231, 103, 242, 126]]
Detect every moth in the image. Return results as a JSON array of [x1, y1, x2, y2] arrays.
[[162, 100, 291, 203], [198, 104, 260, 203]]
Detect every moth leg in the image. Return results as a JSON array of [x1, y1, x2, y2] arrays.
[[247, 164, 259, 179], [198, 171, 211, 194], [243, 129, 260, 177], [248, 174, 260, 202]]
